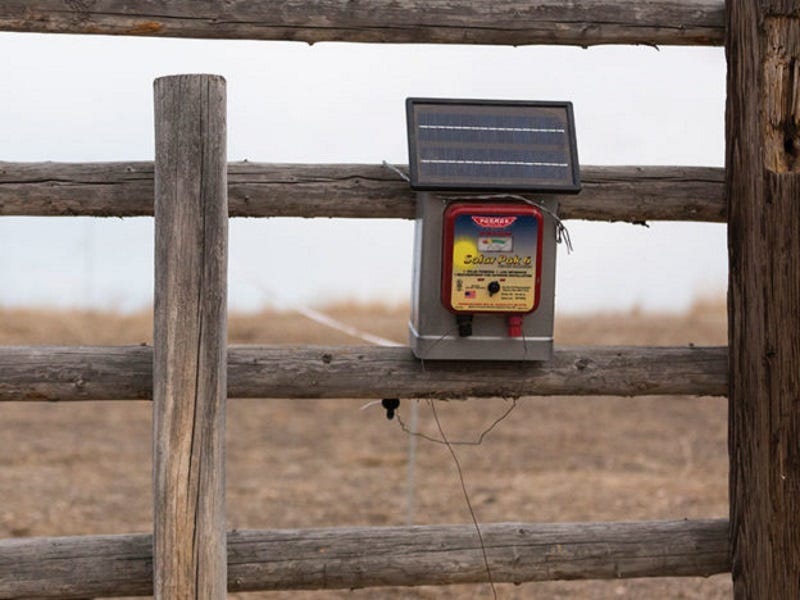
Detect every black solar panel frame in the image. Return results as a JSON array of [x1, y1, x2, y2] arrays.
[[406, 98, 581, 194]]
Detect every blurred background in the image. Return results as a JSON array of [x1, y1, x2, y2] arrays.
[[0, 34, 726, 314], [0, 33, 731, 599]]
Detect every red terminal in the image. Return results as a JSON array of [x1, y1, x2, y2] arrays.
[[507, 315, 524, 338]]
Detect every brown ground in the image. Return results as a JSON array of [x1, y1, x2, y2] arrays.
[[0, 300, 730, 599]]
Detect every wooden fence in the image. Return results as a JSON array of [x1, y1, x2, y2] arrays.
[[0, 1, 797, 598]]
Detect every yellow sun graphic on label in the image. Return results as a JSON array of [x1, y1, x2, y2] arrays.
[[452, 237, 478, 270]]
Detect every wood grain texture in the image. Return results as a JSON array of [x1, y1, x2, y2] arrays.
[[0, 1, 725, 46], [0, 344, 728, 401], [726, 3, 800, 598], [153, 74, 228, 600], [0, 519, 730, 598], [0, 162, 726, 222]]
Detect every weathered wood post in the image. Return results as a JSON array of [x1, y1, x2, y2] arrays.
[[153, 74, 228, 598], [727, 2, 800, 597]]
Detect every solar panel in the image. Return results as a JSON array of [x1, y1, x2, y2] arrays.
[[406, 98, 580, 193]]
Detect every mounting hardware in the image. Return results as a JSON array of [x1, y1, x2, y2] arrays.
[[381, 398, 400, 420]]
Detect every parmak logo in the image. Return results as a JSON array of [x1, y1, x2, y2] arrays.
[[471, 215, 517, 229]]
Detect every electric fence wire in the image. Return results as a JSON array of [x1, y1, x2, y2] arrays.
[[396, 398, 518, 447], [234, 269, 423, 526], [430, 399, 498, 600], [381, 160, 410, 182]]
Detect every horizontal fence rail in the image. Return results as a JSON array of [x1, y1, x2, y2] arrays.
[[0, 345, 727, 401], [0, 163, 725, 222], [0, 519, 730, 598], [0, 1, 725, 47]]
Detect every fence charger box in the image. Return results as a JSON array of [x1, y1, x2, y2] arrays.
[[409, 194, 558, 361], [405, 98, 580, 361]]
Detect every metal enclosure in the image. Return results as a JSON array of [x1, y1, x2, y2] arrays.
[[409, 193, 559, 361]]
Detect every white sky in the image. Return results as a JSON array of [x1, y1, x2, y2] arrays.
[[0, 34, 727, 314]]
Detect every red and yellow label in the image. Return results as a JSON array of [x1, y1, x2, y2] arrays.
[[447, 211, 540, 313]]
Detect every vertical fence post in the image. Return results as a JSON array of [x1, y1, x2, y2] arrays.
[[153, 74, 228, 599], [727, 2, 800, 598]]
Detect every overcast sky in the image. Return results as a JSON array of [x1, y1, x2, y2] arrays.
[[0, 33, 726, 314]]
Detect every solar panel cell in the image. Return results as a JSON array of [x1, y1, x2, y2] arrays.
[[417, 127, 566, 146]]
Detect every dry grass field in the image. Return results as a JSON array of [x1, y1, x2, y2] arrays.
[[0, 300, 730, 599]]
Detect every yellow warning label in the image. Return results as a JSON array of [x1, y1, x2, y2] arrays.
[[449, 214, 538, 313]]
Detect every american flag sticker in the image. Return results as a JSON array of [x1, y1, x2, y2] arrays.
[[465, 290, 477, 298]]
